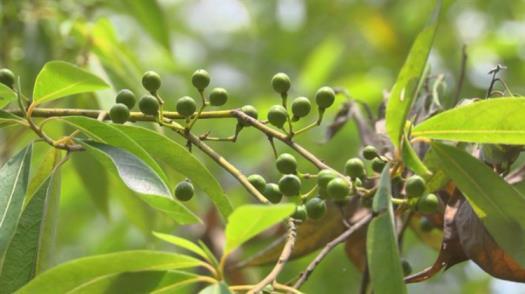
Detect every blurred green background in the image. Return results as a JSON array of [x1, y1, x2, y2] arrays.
[[2, 0, 525, 293]]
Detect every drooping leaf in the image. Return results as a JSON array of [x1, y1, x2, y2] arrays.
[[199, 282, 232, 294], [385, 0, 442, 147], [367, 164, 407, 294], [16, 251, 205, 294], [413, 98, 525, 145], [224, 204, 295, 256], [81, 141, 201, 224], [153, 232, 209, 261], [0, 144, 32, 256], [0, 84, 17, 109], [32, 61, 109, 105]]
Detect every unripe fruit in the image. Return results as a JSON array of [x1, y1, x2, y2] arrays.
[[401, 260, 412, 276], [417, 193, 439, 213], [318, 186, 329, 199], [109, 103, 130, 124], [327, 178, 351, 200], [315, 86, 335, 109], [354, 177, 363, 187], [247, 174, 266, 192], [345, 158, 366, 179], [192, 69, 210, 91], [405, 175, 426, 198], [278, 174, 301, 196], [263, 183, 283, 204], [139, 95, 160, 116], [142, 71, 161, 93], [419, 217, 433, 232], [176, 96, 197, 117], [175, 181, 194, 201], [276, 153, 297, 174], [267, 105, 288, 128], [238, 105, 258, 126], [305, 197, 327, 220], [116, 89, 136, 109], [317, 169, 337, 189], [209, 87, 228, 106], [291, 97, 311, 118], [292, 205, 307, 221], [0, 68, 15, 88], [362, 145, 379, 160], [371, 158, 386, 173], [271, 72, 291, 94]]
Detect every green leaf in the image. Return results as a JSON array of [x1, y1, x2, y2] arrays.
[[81, 141, 201, 224], [401, 135, 431, 177], [33, 61, 109, 105], [199, 282, 232, 294], [0, 83, 17, 109], [113, 124, 233, 219], [367, 163, 407, 294], [16, 250, 204, 294], [298, 37, 344, 92], [153, 232, 209, 261], [0, 144, 32, 257], [0, 110, 27, 128], [385, 1, 442, 147], [224, 204, 295, 256], [413, 98, 525, 144], [432, 142, 525, 265]]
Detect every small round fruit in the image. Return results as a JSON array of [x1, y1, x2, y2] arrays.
[[291, 97, 311, 118], [405, 175, 426, 198], [263, 183, 283, 204], [238, 105, 258, 126], [345, 158, 366, 179], [192, 69, 210, 91], [209, 87, 228, 106], [142, 71, 161, 93], [354, 177, 363, 187], [0, 68, 15, 88], [371, 158, 386, 173], [116, 89, 136, 109], [278, 174, 301, 196], [318, 186, 329, 199], [315, 86, 335, 109], [419, 217, 434, 232], [267, 105, 288, 128], [327, 178, 351, 200], [418, 193, 439, 213], [109, 103, 130, 124], [139, 95, 160, 116], [271, 72, 291, 94], [176, 96, 197, 117], [276, 153, 297, 174], [362, 145, 379, 160], [317, 169, 337, 189], [292, 205, 307, 221], [401, 260, 412, 276], [247, 174, 266, 192], [175, 181, 194, 201], [305, 197, 327, 220]]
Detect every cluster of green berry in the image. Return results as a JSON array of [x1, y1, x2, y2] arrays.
[[0, 68, 15, 89]]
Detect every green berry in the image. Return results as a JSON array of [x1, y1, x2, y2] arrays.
[[278, 174, 301, 196], [116, 89, 136, 109], [315, 86, 335, 109], [0, 68, 15, 88], [317, 169, 337, 189], [292, 205, 307, 221], [176, 96, 197, 117], [345, 158, 366, 179], [318, 186, 329, 199], [405, 175, 426, 198], [276, 153, 297, 174], [419, 217, 434, 232], [291, 97, 311, 118], [371, 158, 386, 173], [354, 177, 363, 187], [142, 71, 161, 93], [175, 181, 194, 201], [263, 183, 283, 204], [362, 145, 379, 160], [417, 193, 439, 213], [209, 87, 228, 106], [238, 105, 258, 126], [271, 73, 291, 94], [109, 103, 130, 124], [247, 174, 266, 192], [267, 105, 288, 128], [401, 260, 412, 276], [192, 69, 210, 91], [138, 94, 160, 116], [326, 178, 351, 200], [305, 197, 327, 220]]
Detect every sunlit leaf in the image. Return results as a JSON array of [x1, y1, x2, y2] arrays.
[[199, 282, 232, 294], [299, 37, 344, 92], [153, 232, 209, 261], [0, 83, 17, 109], [401, 135, 431, 177]]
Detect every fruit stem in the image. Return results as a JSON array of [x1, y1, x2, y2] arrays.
[[186, 90, 207, 130]]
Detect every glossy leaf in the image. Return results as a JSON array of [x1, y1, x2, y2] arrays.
[[153, 231, 209, 261], [17, 251, 204, 294], [0, 144, 32, 256], [33, 61, 109, 105], [432, 142, 525, 265], [367, 164, 407, 294], [413, 98, 525, 145], [224, 204, 294, 256], [0, 83, 17, 108], [385, 0, 442, 147]]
